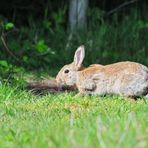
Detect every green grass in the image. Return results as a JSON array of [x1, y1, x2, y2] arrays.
[[0, 84, 147, 148]]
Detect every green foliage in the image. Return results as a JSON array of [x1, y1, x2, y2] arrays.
[[0, 60, 9, 67], [0, 60, 26, 85], [0, 7, 148, 80], [4, 22, 14, 30], [34, 39, 48, 53], [0, 60, 13, 80], [51, 5, 67, 28]]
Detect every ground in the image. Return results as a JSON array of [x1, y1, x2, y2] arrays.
[[0, 84, 147, 148]]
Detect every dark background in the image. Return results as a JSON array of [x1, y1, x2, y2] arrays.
[[0, 0, 147, 25]]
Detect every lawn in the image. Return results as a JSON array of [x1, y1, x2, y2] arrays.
[[0, 84, 147, 148]]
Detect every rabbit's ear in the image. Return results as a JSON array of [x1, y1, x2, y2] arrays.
[[74, 45, 85, 69]]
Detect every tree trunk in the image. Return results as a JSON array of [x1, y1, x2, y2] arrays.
[[69, 0, 88, 31]]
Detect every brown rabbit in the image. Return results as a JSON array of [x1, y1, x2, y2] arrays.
[[56, 46, 148, 99]]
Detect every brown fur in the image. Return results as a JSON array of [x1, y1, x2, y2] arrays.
[[56, 46, 148, 99], [78, 61, 141, 78]]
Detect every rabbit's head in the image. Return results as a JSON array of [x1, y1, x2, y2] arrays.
[[56, 46, 85, 87]]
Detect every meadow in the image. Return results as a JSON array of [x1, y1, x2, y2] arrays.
[[0, 84, 147, 148]]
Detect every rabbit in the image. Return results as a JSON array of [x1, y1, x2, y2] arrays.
[[56, 45, 148, 99]]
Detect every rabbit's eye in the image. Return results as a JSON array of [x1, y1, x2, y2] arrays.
[[64, 69, 69, 74]]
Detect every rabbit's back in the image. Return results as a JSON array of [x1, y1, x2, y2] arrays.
[[102, 61, 144, 75], [77, 61, 148, 97]]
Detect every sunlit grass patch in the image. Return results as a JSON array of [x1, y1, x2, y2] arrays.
[[0, 85, 147, 147]]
